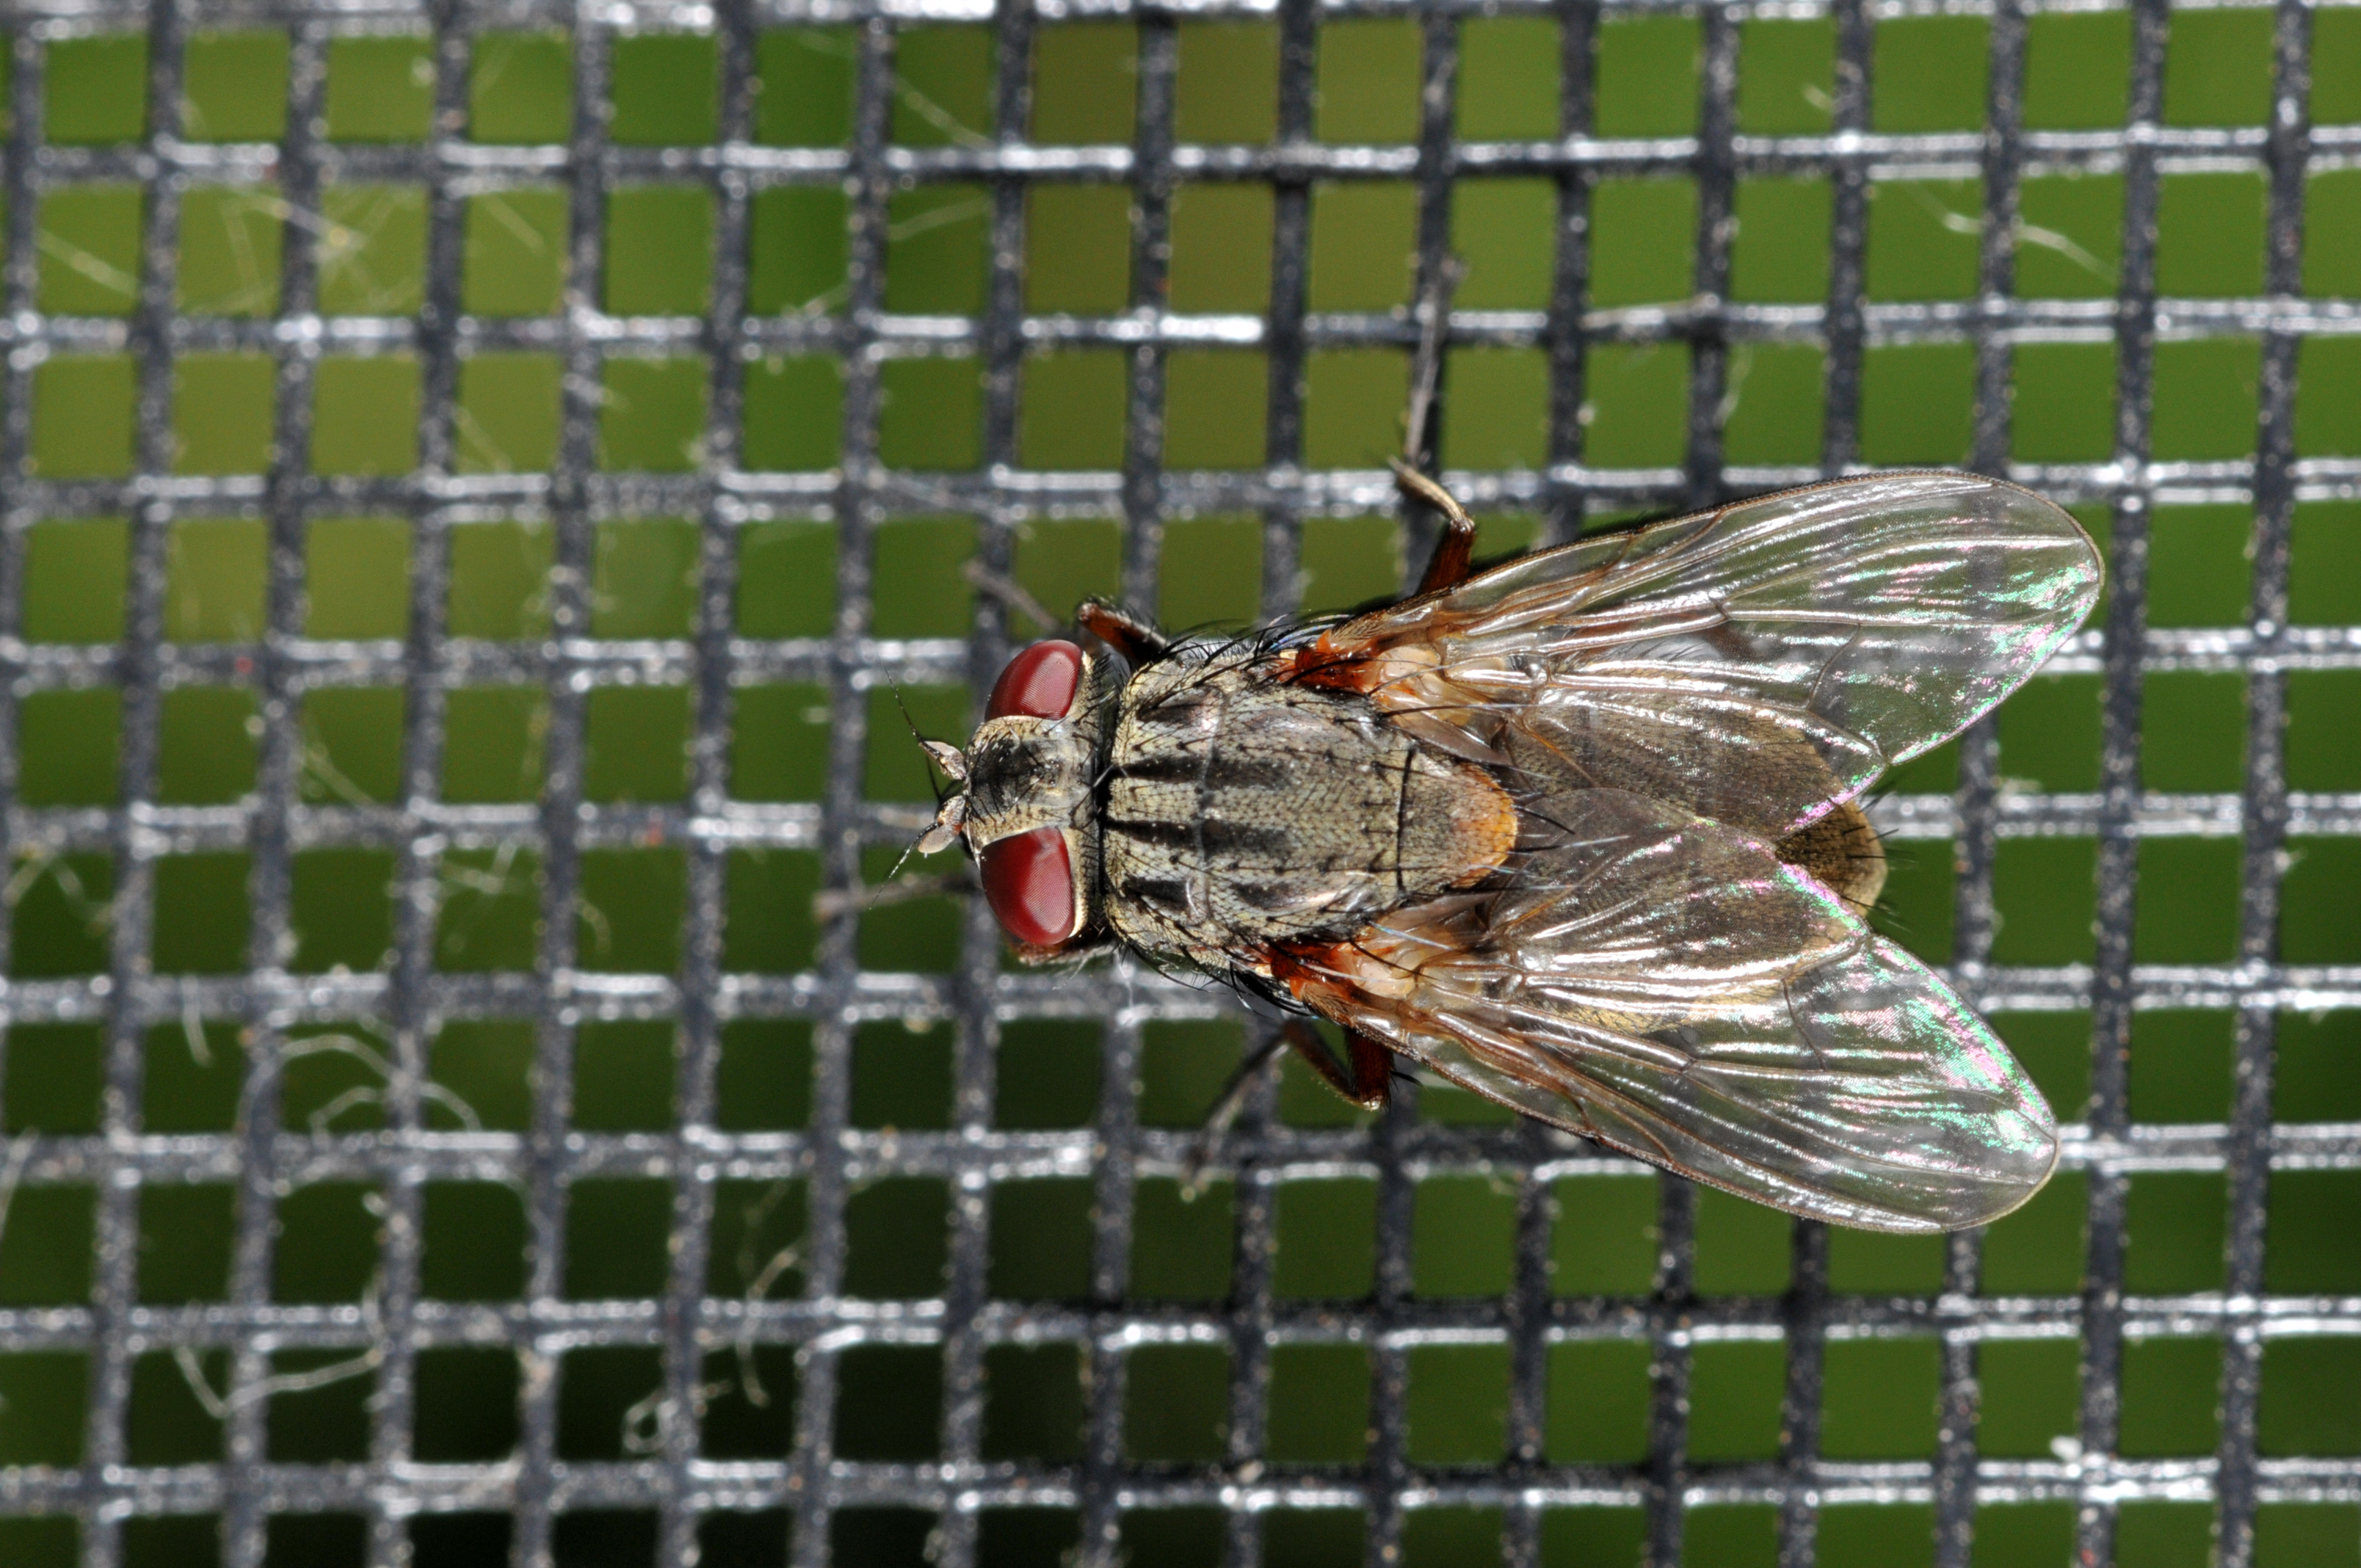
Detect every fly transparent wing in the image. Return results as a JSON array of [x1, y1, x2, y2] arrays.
[[1289, 790, 2058, 1233], [1320, 471, 2103, 835]]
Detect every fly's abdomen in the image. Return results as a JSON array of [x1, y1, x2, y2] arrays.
[[1100, 662, 1515, 962]]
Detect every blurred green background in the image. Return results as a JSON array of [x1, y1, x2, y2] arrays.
[[3, 12, 2361, 1568]]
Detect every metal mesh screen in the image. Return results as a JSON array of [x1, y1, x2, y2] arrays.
[[0, 2, 2355, 1567]]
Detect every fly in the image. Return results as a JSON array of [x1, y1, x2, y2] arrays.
[[912, 468, 2103, 1234]]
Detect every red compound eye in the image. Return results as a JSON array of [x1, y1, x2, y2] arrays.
[[981, 827, 1077, 947], [987, 640, 1083, 720]]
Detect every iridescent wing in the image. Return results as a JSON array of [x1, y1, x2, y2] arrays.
[[1285, 789, 2059, 1232], [1310, 471, 2103, 837]]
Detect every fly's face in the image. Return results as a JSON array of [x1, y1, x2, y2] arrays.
[[917, 640, 1111, 953]]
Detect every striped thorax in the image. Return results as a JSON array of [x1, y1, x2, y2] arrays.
[[1097, 648, 1517, 972]]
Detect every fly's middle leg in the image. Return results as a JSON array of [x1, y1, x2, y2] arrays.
[[1182, 1018, 1391, 1187], [1280, 1020, 1394, 1111]]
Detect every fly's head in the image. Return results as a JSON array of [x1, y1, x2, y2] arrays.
[[915, 639, 1111, 954]]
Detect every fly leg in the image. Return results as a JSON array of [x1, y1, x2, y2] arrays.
[[1279, 1019, 1394, 1110], [1398, 462, 1479, 596], [962, 560, 1064, 637], [961, 562, 1172, 664], [1181, 1029, 1288, 1189], [1077, 598, 1172, 665], [1399, 255, 1479, 598], [1181, 1020, 1391, 1188], [809, 869, 972, 923]]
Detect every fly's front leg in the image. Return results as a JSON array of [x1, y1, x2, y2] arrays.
[[1280, 1019, 1394, 1111], [962, 567, 1170, 664], [962, 559, 1063, 638], [1077, 598, 1172, 665], [1396, 462, 1481, 597]]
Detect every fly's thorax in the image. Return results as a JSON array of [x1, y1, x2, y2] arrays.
[[1098, 656, 1516, 967]]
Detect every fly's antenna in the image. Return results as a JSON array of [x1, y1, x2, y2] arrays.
[[890, 685, 965, 805], [890, 682, 927, 747], [890, 688, 971, 874], [891, 787, 971, 877], [882, 832, 926, 882], [884, 684, 933, 877]]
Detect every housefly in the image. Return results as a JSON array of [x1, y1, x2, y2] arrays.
[[913, 470, 2103, 1234]]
